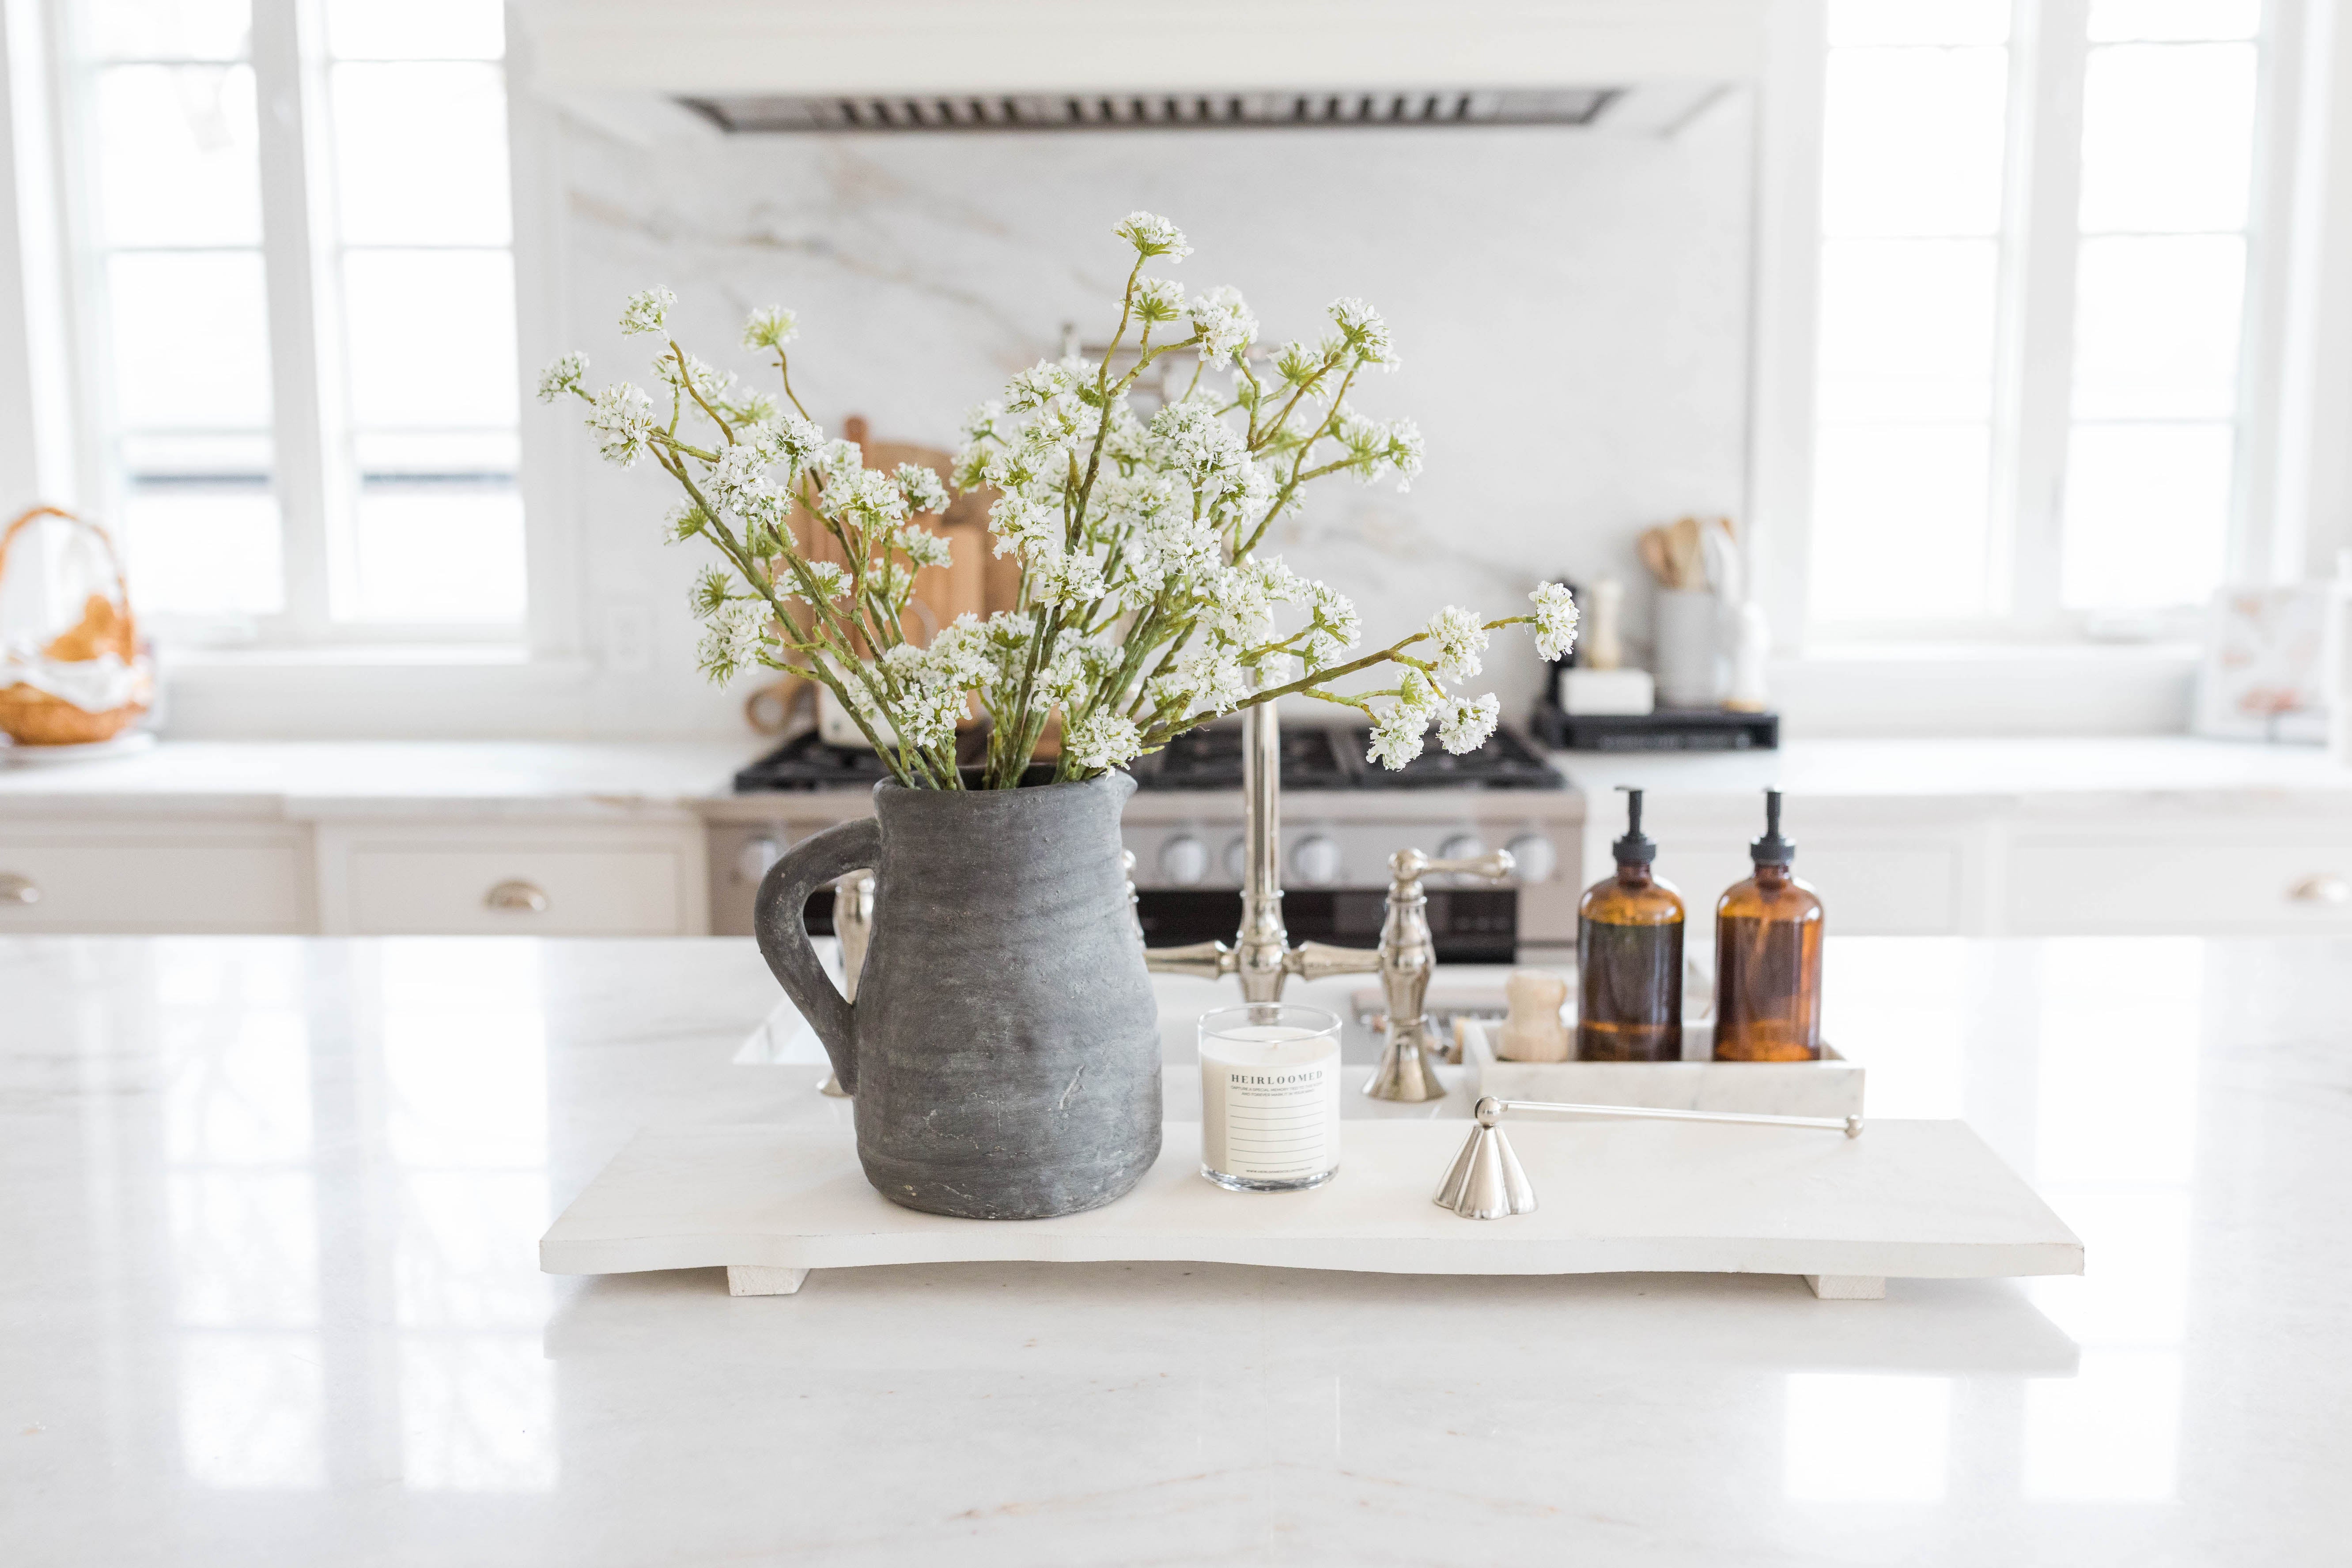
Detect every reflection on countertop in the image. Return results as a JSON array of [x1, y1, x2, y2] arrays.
[[3, 933, 2348, 1564]]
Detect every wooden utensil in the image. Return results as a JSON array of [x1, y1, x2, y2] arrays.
[[1637, 528, 1674, 588], [1668, 516, 1705, 592]]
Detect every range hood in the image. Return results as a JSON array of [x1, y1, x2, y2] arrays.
[[518, 0, 1765, 139]]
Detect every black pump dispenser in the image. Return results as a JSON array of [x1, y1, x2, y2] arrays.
[[1749, 788, 1795, 865], [1613, 786, 1657, 866]]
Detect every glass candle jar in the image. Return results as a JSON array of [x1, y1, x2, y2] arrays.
[[1198, 1002, 1343, 1192]]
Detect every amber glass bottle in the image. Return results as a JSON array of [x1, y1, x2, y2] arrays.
[[1577, 788, 1684, 1062], [1712, 789, 1824, 1062]]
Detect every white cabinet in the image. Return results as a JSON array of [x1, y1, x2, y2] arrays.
[[0, 820, 311, 932], [314, 820, 708, 936], [2006, 820, 2352, 934]]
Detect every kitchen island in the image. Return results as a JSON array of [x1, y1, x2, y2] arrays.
[[5, 933, 2347, 1565]]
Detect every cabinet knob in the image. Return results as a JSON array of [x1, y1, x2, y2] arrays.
[[485, 879, 549, 913], [0, 872, 38, 906], [2289, 873, 2349, 907]]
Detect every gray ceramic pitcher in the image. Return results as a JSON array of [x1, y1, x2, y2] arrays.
[[753, 771, 1162, 1220]]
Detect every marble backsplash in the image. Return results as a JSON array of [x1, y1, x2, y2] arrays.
[[552, 102, 1755, 737]]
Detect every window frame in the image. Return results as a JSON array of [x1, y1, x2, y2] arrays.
[[47, 0, 544, 650], [1762, 0, 2311, 649]]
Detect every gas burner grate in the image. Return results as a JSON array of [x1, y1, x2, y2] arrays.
[[733, 731, 899, 793], [1136, 724, 1355, 792], [1342, 724, 1566, 790]]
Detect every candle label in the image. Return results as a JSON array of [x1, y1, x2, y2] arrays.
[[1201, 1033, 1342, 1184]]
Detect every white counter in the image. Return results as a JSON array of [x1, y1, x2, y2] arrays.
[[2, 733, 2346, 822], [5, 933, 2345, 1564]]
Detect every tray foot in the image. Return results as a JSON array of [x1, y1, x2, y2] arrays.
[[727, 1265, 809, 1296], [1804, 1273, 1885, 1300]]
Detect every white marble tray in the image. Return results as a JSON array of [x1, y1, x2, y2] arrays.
[[541, 1118, 2079, 1302], [1463, 1021, 1866, 1117]]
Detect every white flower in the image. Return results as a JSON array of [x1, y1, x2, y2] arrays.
[[922, 615, 995, 690], [1302, 582, 1359, 669], [755, 410, 824, 468], [1385, 418, 1425, 491], [1148, 396, 1248, 499], [1365, 704, 1427, 770], [894, 463, 949, 516], [654, 349, 733, 406], [892, 523, 953, 571], [1528, 582, 1579, 662], [1424, 605, 1488, 680], [1188, 285, 1258, 363], [1154, 645, 1249, 715], [1114, 211, 1191, 261], [724, 387, 779, 426], [896, 683, 969, 751], [786, 561, 850, 603], [1393, 665, 1440, 720], [1065, 711, 1143, 772], [1026, 545, 1105, 608], [1328, 296, 1398, 370], [707, 442, 783, 525], [586, 382, 655, 467], [663, 501, 708, 542], [987, 490, 1060, 560], [1133, 276, 1186, 325], [619, 286, 675, 337], [536, 351, 587, 402], [1004, 360, 1076, 413], [695, 600, 770, 682], [833, 465, 908, 528], [742, 304, 798, 349], [1435, 693, 1500, 755]]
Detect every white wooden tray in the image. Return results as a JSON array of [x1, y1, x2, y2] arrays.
[[541, 1118, 2079, 1302]]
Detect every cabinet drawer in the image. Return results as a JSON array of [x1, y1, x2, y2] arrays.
[[0, 832, 308, 932], [344, 845, 687, 935], [2008, 838, 2352, 933]]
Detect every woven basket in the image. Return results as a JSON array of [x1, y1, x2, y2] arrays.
[[0, 505, 150, 746]]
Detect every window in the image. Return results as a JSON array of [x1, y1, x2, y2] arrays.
[[65, 0, 524, 641], [1807, 0, 2267, 632]]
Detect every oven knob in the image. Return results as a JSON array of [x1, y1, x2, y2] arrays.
[[1290, 834, 1342, 887], [1437, 832, 1486, 862], [1504, 833, 1557, 883], [1223, 837, 1248, 882], [735, 835, 784, 885], [1158, 834, 1210, 886]]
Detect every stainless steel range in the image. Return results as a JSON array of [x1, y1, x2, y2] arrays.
[[706, 719, 1584, 959]]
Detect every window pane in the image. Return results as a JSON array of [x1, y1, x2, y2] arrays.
[[325, 0, 504, 60], [2088, 0, 2259, 42], [2072, 236, 2244, 418], [122, 484, 283, 616], [95, 65, 261, 248], [87, 0, 251, 60], [1828, 0, 2008, 46], [108, 252, 273, 429], [2062, 423, 2233, 608], [2079, 43, 2256, 233], [122, 431, 272, 478], [341, 251, 518, 428], [350, 484, 524, 622], [353, 430, 519, 477], [1817, 238, 1999, 419], [330, 64, 510, 246], [1810, 422, 1993, 619], [1821, 46, 2009, 237]]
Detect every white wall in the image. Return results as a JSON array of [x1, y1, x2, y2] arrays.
[[545, 101, 1757, 737]]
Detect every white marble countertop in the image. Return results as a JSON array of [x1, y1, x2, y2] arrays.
[[1, 733, 2347, 822], [5, 933, 2346, 1564]]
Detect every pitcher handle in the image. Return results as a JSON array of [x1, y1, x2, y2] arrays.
[[753, 816, 881, 1094]]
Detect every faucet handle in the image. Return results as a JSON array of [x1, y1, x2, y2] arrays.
[[1389, 846, 1516, 888], [1143, 939, 1237, 980], [1285, 941, 1383, 981]]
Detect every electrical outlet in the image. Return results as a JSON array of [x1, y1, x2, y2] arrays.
[[602, 603, 652, 674]]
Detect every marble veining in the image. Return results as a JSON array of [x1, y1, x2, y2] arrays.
[[4, 932, 2349, 1564]]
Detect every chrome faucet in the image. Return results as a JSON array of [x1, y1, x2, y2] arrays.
[[1142, 703, 1512, 1102]]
